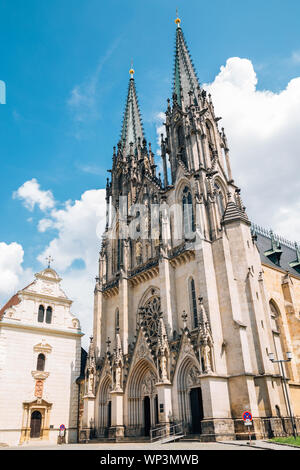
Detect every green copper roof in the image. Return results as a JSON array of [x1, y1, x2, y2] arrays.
[[173, 25, 200, 107], [120, 77, 144, 155]]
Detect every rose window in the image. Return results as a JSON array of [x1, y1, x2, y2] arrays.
[[140, 296, 161, 347]]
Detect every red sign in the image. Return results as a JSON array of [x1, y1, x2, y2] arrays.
[[60, 424, 65, 431], [242, 411, 253, 421]]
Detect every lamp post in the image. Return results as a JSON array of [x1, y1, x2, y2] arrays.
[[268, 351, 297, 439]]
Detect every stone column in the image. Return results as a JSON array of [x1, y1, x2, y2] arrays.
[[109, 391, 125, 440], [155, 381, 173, 425], [81, 395, 96, 442]]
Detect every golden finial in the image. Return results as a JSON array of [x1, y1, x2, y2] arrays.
[[175, 8, 181, 27], [129, 59, 135, 78]]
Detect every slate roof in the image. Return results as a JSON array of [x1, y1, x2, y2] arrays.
[[0, 282, 34, 321], [0, 293, 21, 321], [222, 201, 250, 225], [255, 231, 300, 279]]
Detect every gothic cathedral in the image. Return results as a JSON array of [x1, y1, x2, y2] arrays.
[[80, 17, 300, 442]]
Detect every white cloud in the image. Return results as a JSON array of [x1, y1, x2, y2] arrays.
[[38, 218, 54, 233], [37, 189, 106, 271], [205, 57, 300, 242], [13, 178, 55, 212], [0, 242, 24, 295], [37, 189, 106, 344], [155, 112, 166, 156], [12, 178, 106, 343], [0, 242, 33, 307]]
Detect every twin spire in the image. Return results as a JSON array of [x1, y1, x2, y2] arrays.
[[119, 15, 200, 155], [173, 17, 201, 106], [120, 68, 145, 156]]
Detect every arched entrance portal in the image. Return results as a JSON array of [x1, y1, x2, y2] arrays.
[[127, 359, 158, 437], [154, 394, 159, 425], [190, 387, 204, 434], [107, 401, 112, 429], [177, 358, 203, 434], [143, 396, 151, 436], [30, 410, 42, 438], [98, 375, 112, 437]]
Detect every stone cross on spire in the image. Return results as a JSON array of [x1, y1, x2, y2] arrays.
[[46, 255, 54, 268]]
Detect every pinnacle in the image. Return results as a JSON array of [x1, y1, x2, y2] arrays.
[[173, 24, 201, 107], [120, 75, 145, 156]]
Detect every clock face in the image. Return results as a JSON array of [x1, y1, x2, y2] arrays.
[[174, 112, 180, 122]]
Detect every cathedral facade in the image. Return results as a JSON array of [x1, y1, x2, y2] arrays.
[[81, 17, 300, 442]]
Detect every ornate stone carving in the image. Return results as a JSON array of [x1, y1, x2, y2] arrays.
[[141, 371, 156, 396], [31, 371, 50, 380], [137, 343, 147, 358], [33, 341, 52, 354], [34, 380, 44, 398], [111, 329, 124, 392], [197, 298, 214, 373], [187, 365, 201, 387], [157, 314, 170, 382]]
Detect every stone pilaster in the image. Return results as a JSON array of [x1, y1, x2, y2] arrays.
[[109, 391, 125, 441], [155, 381, 173, 424]]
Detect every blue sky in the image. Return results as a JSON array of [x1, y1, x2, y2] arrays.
[[1, 0, 300, 339]]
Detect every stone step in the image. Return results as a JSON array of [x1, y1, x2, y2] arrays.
[[159, 434, 185, 444], [90, 436, 151, 444]]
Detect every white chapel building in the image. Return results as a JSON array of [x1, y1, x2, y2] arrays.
[[0, 266, 83, 446]]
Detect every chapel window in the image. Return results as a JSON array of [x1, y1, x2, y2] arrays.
[[38, 305, 45, 323], [37, 353, 45, 371], [46, 306, 52, 324]]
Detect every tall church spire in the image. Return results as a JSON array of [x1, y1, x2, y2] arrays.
[[173, 14, 201, 107], [120, 67, 145, 156]]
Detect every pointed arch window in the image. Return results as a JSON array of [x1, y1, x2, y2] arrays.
[[177, 125, 187, 166], [214, 182, 225, 216], [189, 278, 198, 329], [270, 301, 285, 373], [46, 306, 52, 324], [117, 238, 121, 271], [37, 353, 45, 371], [182, 186, 195, 239], [206, 120, 215, 147], [115, 309, 120, 331], [38, 305, 44, 323]]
